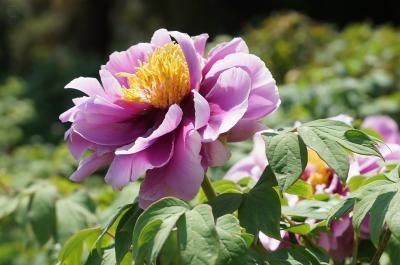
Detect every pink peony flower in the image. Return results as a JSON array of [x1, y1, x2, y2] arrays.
[[60, 29, 280, 208]]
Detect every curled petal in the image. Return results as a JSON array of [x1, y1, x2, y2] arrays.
[[65, 77, 106, 98], [105, 43, 154, 87], [116, 104, 183, 154], [151, 28, 172, 47], [193, 90, 210, 130], [169, 31, 202, 90], [202, 67, 251, 141], [105, 134, 175, 189], [192, 33, 209, 56], [139, 123, 204, 208], [227, 119, 266, 142], [204, 53, 279, 120], [70, 152, 114, 182], [203, 38, 249, 74]]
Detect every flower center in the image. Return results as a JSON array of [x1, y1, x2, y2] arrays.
[[117, 43, 190, 109], [306, 150, 333, 190]]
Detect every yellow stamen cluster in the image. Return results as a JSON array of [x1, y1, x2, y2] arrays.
[[306, 150, 333, 191], [118, 43, 190, 109]]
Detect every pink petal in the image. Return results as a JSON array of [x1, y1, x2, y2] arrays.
[[151, 28, 172, 47], [203, 37, 249, 74], [201, 140, 231, 167], [99, 68, 122, 99], [105, 43, 154, 87], [192, 90, 210, 130], [105, 133, 175, 189], [192, 33, 209, 56], [204, 53, 279, 120], [227, 118, 266, 142], [202, 67, 251, 141], [169, 31, 202, 90], [116, 104, 183, 154], [65, 77, 106, 98], [139, 122, 204, 208], [362, 115, 400, 144], [70, 152, 114, 182]]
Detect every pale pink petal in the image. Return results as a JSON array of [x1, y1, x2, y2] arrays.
[[192, 33, 209, 56], [65, 77, 106, 98], [99, 68, 122, 99], [70, 152, 114, 182], [139, 123, 204, 208], [227, 119, 266, 142], [192, 90, 210, 130], [151, 28, 172, 47], [116, 104, 183, 154], [105, 134, 175, 189], [202, 67, 251, 141], [202, 140, 231, 167], [203, 37, 249, 74], [204, 53, 279, 120], [170, 31, 202, 90], [362, 115, 400, 144], [105, 43, 154, 87]]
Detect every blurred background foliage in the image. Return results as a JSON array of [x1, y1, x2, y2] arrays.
[[0, 0, 399, 264]]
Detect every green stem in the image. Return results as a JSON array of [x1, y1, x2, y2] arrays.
[[352, 235, 359, 265], [371, 228, 392, 265], [201, 174, 217, 201]]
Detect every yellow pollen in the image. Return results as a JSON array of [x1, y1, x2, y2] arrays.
[[117, 43, 190, 109], [306, 150, 333, 190]]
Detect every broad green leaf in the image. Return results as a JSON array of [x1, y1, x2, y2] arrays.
[[298, 124, 349, 181], [265, 247, 312, 265], [264, 132, 308, 191], [298, 119, 382, 181], [386, 192, 400, 241], [198, 180, 241, 203], [177, 204, 220, 265], [285, 224, 311, 235], [159, 230, 181, 265], [58, 227, 101, 265], [238, 166, 281, 239], [369, 192, 395, 244], [95, 203, 133, 255], [132, 197, 189, 264], [283, 199, 334, 220], [115, 203, 142, 264], [286, 179, 313, 198], [208, 193, 242, 218], [215, 214, 248, 265], [0, 196, 19, 219], [29, 184, 58, 245], [56, 198, 97, 243]]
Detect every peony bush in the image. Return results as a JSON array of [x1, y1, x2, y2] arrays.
[[55, 29, 400, 264]]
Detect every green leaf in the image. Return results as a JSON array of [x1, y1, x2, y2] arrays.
[[208, 193, 243, 218], [265, 247, 312, 265], [58, 227, 101, 265], [264, 132, 308, 191], [115, 203, 142, 264], [286, 179, 313, 198], [29, 184, 58, 245], [285, 224, 311, 235], [369, 192, 395, 244], [95, 203, 133, 255], [298, 123, 349, 181], [177, 204, 220, 265], [298, 119, 382, 181], [0, 196, 19, 219], [56, 197, 97, 243], [284, 199, 334, 220], [215, 214, 248, 265], [198, 180, 241, 203], [132, 197, 189, 264], [238, 166, 281, 239]]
